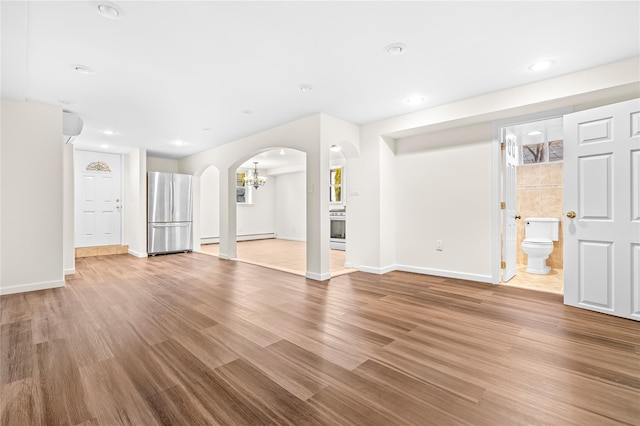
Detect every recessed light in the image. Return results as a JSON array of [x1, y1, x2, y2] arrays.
[[330, 145, 341, 152], [72, 64, 94, 75], [299, 84, 313, 93], [405, 95, 425, 106], [97, 4, 120, 19], [100, 143, 109, 149], [102, 129, 117, 136], [527, 130, 543, 136], [385, 43, 406, 55], [279, 149, 286, 155], [172, 140, 186, 146], [528, 60, 555, 72]]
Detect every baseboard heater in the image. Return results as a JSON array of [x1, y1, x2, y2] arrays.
[[201, 233, 276, 245]]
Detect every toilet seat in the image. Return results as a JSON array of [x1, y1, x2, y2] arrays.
[[523, 238, 553, 246]]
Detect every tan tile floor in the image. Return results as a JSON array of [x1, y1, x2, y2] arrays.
[[504, 264, 564, 294], [200, 239, 357, 278]]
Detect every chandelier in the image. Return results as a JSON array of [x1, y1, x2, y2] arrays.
[[246, 161, 267, 189]]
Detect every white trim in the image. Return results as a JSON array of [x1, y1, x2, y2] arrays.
[[238, 233, 276, 241], [395, 264, 493, 283], [358, 264, 396, 275], [128, 249, 148, 258], [218, 253, 231, 260], [0, 279, 65, 296], [201, 233, 277, 245], [276, 236, 306, 242], [201, 237, 220, 244], [64, 268, 76, 275], [306, 271, 331, 281]]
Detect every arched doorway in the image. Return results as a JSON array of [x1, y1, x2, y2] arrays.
[[199, 148, 355, 277]]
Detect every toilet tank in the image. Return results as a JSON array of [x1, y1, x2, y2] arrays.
[[524, 218, 560, 241]]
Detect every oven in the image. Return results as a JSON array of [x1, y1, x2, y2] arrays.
[[330, 209, 346, 250]]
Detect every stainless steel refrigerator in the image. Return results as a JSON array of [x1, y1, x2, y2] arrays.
[[147, 172, 193, 255]]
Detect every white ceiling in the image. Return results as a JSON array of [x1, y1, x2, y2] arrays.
[[2, 1, 639, 160]]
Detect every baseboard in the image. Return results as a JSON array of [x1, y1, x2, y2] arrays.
[[358, 264, 396, 275], [395, 264, 493, 283], [128, 249, 148, 258], [306, 271, 331, 281], [0, 279, 65, 296], [201, 237, 219, 244], [64, 268, 76, 276], [201, 234, 277, 245], [238, 233, 276, 242], [276, 236, 306, 242]]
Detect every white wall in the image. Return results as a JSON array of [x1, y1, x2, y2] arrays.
[[147, 156, 178, 173], [200, 164, 278, 242], [125, 149, 147, 257], [394, 134, 493, 281], [1, 100, 64, 294], [275, 171, 306, 241], [348, 58, 640, 280], [200, 166, 220, 241], [237, 176, 276, 237], [63, 144, 75, 275]]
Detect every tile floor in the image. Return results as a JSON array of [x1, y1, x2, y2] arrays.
[[504, 264, 564, 294]]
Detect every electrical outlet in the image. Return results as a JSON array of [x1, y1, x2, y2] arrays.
[[436, 240, 443, 251]]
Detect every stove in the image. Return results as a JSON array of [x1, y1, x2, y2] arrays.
[[330, 208, 346, 250]]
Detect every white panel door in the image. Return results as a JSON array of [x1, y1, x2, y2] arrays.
[[564, 98, 640, 321], [75, 150, 122, 247], [502, 132, 517, 282]]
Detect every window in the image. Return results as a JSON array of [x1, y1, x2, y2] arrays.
[[236, 171, 251, 204], [521, 139, 563, 165], [330, 167, 343, 203]]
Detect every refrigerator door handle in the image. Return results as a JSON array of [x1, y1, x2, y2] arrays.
[[152, 223, 184, 227]]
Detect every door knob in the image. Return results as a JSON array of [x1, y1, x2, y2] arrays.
[[566, 211, 576, 219], [515, 215, 521, 220]]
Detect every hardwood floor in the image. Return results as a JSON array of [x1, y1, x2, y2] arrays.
[[1, 252, 638, 425], [200, 239, 357, 278]]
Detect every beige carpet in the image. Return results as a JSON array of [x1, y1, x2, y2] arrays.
[[200, 239, 357, 278]]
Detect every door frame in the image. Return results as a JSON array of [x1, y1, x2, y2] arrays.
[[490, 107, 572, 284], [73, 148, 125, 247]]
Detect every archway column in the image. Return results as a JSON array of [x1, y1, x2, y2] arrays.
[[218, 166, 237, 260]]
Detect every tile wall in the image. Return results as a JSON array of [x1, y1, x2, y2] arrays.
[[516, 162, 563, 269]]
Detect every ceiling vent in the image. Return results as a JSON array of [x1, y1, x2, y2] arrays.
[[63, 111, 83, 144]]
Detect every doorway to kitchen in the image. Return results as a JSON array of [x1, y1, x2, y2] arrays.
[[500, 116, 565, 294]]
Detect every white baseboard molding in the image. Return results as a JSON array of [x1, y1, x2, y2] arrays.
[[358, 264, 396, 275], [0, 279, 65, 296], [276, 236, 306, 242], [64, 268, 76, 276], [395, 264, 493, 283], [306, 271, 331, 281], [201, 237, 219, 245], [201, 233, 277, 245], [128, 249, 148, 258]]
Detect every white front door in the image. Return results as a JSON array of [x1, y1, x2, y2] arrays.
[[75, 150, 123, 247], [564, 98, 640, 321], [502, 131, 517, 282]]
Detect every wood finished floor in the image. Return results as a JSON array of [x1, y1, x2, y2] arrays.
[[1, 253, 638, 425], [200, 239, 357, 278]]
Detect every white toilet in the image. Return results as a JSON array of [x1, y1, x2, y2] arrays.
[[521, 217, 560, 274]]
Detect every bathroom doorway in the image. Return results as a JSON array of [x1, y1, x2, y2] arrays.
[[501, 117, 565, 294]]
